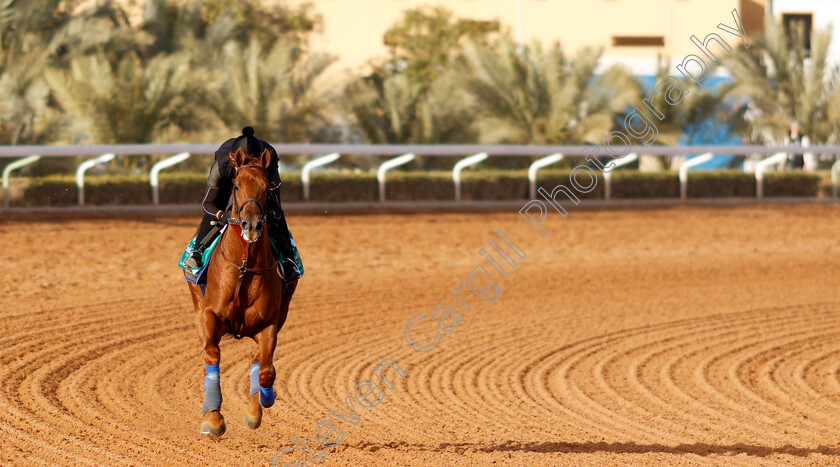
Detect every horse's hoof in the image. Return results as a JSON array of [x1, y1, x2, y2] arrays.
[[244, 393, 262, 429], [200, 411, 226, 436]]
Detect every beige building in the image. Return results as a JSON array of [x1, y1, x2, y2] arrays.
[[107, 0, 766, 74], [294, 0, 765, 75]]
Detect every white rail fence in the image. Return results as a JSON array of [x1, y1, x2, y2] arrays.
[[453, 152, 487, 201], [679, 153, 714, 200], [377, 153, 415, 202], [1, 144, 839, 208], [149, 152, 190, 205], [76, 153, 114, 206], [603, 153, 638, 200]]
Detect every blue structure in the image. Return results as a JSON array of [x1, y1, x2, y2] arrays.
[[636, 75, 743, 170]]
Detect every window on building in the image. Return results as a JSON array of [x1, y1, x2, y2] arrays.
[[782, 13, 812, 52], [612, 36, 665, 47]]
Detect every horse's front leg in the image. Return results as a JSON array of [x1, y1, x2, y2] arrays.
[[244, 336, 264, 429], [257, 323, 278, 409], [187, 283, 204, 342], [244, 324, 277, 429], [200, 307, 226, 436]]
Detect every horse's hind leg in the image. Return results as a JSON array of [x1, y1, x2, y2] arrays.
[[200, 308, 226, 436], [244, 337, 263, 429], [278, 280, 297, 328]]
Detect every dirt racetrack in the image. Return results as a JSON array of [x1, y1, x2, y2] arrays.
[[2, 204, 840, 466]]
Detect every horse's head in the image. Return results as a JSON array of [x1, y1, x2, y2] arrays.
[[230, 147, 271, 243]]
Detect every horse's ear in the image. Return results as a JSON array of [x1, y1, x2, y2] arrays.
[[259, 148, 272, 169], [232, 148, 247, 170]]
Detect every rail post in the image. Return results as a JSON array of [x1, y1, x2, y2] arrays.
[[527, 153, 563, 200], [679, 153, 714, 200], [149, 152, 190, 205], [453, 152, 488, 201], [2, 155, 41, 208], [76, 153, 115, 206], [301, 153, 340, 201], [755, 152, 787, 199], [603, 153, 637, 200], [377, 153, 415, 202]]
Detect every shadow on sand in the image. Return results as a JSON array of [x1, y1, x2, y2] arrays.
[[349, 440, 840, 457]]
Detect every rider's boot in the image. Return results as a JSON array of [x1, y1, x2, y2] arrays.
[[271, 227, 301, 281], [276, 234, 300, 281], [281, 257, 301, 281], [267, 209, 301, 281], [185, 249, 203, 269], [185, 223, 220, 270]]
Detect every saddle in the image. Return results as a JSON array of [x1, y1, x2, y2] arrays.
[[179, 225, 227, 286], [178, 226, 304, 294]]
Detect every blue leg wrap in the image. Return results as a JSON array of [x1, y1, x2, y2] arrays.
[[249, 364, 260, 398], [201, 364, 222, 415], [259, 384, 276, 408]]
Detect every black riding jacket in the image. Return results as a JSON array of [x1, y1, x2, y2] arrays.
[[201, 138, 283, 217]]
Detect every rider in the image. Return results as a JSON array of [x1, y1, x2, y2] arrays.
[[184, 126, 301, 281]]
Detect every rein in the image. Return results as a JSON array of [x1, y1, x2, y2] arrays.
[[218, 163, 278, 339]]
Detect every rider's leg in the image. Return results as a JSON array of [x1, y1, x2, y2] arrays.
[[185, 213, 217, 269], [268, 210, 301, 281]]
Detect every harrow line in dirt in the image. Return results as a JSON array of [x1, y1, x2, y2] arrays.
[[4, 207, 840, 465]]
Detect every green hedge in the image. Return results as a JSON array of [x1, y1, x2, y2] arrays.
[[763, 171, 821, 197], [684, 171, 754, 198], [3, 169, 823, 207], [8, 173, 209, 206], [610, 171, 679, 199]]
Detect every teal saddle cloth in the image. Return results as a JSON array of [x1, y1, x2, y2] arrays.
[[178, 225, 304, 286]]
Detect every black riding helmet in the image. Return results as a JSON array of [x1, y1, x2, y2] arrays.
[[230, 126, 261, 158]]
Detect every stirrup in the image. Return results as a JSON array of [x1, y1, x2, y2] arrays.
[[185, 252, 202, 269], [281, 259, 300, 281]]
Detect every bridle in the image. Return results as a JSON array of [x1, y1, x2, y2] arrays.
[[227, 164, 268, 231], [217, 162, 279, 339]]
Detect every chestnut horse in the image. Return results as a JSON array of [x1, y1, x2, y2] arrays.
[[186, 147, 297, 436]]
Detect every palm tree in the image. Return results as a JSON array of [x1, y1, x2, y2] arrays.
[[723, 14, 840, 143], [141, 0, 234, 60], [0, 0, 62, 145], [340, 67, 478, 170], [343, 68, 476, 144], [0, 0, 150, 145], [141, 0, 323, 60], [0, 48, 61, 145], [0, 44, 61, 145], [463, 38, 641, 145], [45, 52, 211, 144], [47, 1, 146, 67], [209, 37, 337, 143], [1, 0, 78, 53]]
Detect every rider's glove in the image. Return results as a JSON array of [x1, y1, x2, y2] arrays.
[[216, 210, 232, 225]]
